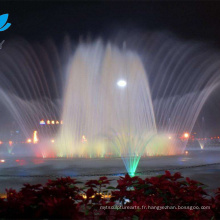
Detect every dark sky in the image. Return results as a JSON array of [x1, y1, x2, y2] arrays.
[[1, 1, 220, 44], [1, 1, 220, 136]]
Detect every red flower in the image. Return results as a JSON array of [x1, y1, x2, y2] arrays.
[[0, 173, 218, 219]]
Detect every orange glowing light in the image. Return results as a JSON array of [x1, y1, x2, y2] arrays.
[[51, 120, 55, 124], [185, 151, 188, 155], [26, 138, 32, 143], [81, 192, 111, 199], [168, 136, 172, 140], [51, 139, 55, 143], [0, 159, 5, 163], [9, 141, 13, 146], [184, 133, 189, 138], [33, 130, 38, 144], [56, 121, 59, 124], [47, 120, 50, 125], [60, 120, 63, 124], [0, 141, 2, 145]]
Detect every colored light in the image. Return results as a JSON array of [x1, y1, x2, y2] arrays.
[[0, 141, 2, 145], [51, 120, 55, 124], [184, 132, 189, 138], [47, 120, 50, 124], [40, 120, 45, 125], [33, 130, 38, 144], [127, 157, 140, 177], [82, 135, 87, 143], [56, 121, 59, 124], [51, 139, 55, 143], [60, 120, 63, 124], [185, 151, 188, 155], [0, 159, 5, 163], [168, 136, 172, 140], [26, 138, 32, 143], [9, 141, 13, 146]]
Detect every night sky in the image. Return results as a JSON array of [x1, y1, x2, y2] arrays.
[[1, 1, 220, 136], [1, 2, 220, 43]]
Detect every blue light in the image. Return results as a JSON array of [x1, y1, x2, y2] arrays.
[[40, 120, 45, 125]]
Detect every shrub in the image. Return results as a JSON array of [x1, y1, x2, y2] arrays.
[[0, 172, 219, 219]]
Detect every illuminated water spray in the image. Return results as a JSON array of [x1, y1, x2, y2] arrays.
[[0, 35, 220, 176], [56, 42, 157, 175]]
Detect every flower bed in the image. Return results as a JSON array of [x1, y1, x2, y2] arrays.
[[0, 171, 219, 219]]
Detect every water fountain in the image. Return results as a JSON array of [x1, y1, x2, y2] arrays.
[[0, 35, 220, 176], [56, 41, 157, 175]]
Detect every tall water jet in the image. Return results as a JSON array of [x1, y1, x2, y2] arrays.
[[56, 41, 157, 175]]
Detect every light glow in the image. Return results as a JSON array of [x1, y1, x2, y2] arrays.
[[82, 135, 87, 143], [40, 120, 45, 125], [33, 130, 38, 144], [184, 132, 189, 138], [117, 80, 127, 87], [26, 138, 32, 143]]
